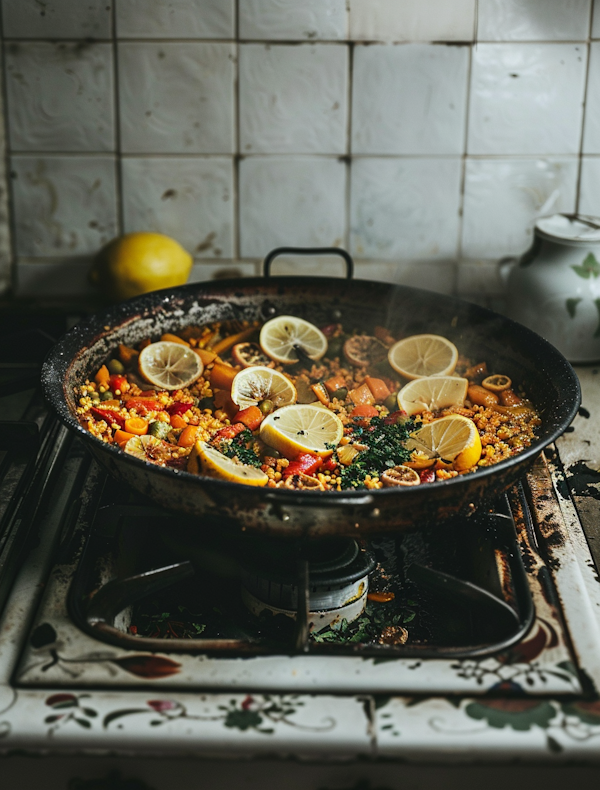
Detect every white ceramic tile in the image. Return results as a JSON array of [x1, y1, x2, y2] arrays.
[[461, 157, 579, 258], [256, 253, 350, 278], [468, 43, 587, 155], [457, 259, 505, 296], [122, 157, 234, 257], [239, 44, 348, 154], [594, 0, 600, 37], [189, 261, 258, 280], [116, 0, 235, 39], [5, 42, 114, 152], [2, 0, 112, 39], [10, 155, 118, 257], [239, 156, 346, 258], [349, 0, 476, 42], [118, 42, 235, 154], [350, 157, 462, 260], [578, 157, 600, 216], [352, 44, 469, 155], [583, 43, 600, 153], [239, 0, 348, 40], [477, 0, 591, 42], [0, 70, 11, 297], [15, 258, 96, 297], [354, 260, 456, 293]]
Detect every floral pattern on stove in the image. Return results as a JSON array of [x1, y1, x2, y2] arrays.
[[44, 693, 98, 736], [101, 695, 335, 735]]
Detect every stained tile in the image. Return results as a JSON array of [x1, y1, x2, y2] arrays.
[[122, 157, 234, 258], [15, 258, 96, 297], [578, 157, 600, 216], [352, 44, 469, 155], [239, 44, 348, 154], [594, 0, 600, 37], [476, 0, 591, 42], [354, 260, 456, 293], [350, 157, 462, 260], [5, 42, 115, 152], [468, 43, 587, 155], [116, 0, 235, 39], [239, 0, 348, 40], [189, 261, 258, 281], [348, 0, 476, 42], [1, 0, 112, 39], [10, 156, 118, 257], [239, 156, 346, 259], [583, 43, 600, 153], [461, 157, 579, 259], [118, 42, 235, 154]]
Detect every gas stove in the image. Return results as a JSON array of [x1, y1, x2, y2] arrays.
[[2, 309, 600, 764]]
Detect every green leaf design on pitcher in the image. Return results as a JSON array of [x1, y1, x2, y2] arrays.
[[565, 297, 582, 318], [572, 253, 600, 279]]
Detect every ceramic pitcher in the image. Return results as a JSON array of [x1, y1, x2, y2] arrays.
[[504, 214, 600, 363]]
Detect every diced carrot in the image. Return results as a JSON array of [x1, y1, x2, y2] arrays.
[[324, 374, 346, 395], [161, 333, 189, 346], [364, 376, 391, 403], [210, 327, 255, 355], [311, 382, 330, 406], [210, 363, 238, 391], [234, 405, 263, 431], [138, 338, 151, 350], [178, 425, 199, 447], [170, 414, 187, 429], [350, 404, 378, 423], [124, 417, 148, 436], [118, 343, 139, 365], [94, 365, 110, 386], [349, 382, 376, 406], [194, 347, 217, 366], [114, 429, 135, 448]]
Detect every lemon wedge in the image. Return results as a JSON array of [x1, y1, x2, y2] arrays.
[[398, 376, 468, 416], [406, 414, 482, 472], [124, 435, 172, 465], [388, 334, 458, 380], [231, 366, 297, 410], [259, 404, 343, 458], [188, 441, 268, 486], [138, 341, 203, 390], [260, 316, 327, 365]]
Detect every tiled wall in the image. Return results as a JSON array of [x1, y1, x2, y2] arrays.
[[2, 0, 600, 303]]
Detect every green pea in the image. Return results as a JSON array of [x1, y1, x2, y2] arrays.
[[332, 387, 348, 401], [259, 399, 274, 415], [149, 421, 171, 439], [107, 359, 125, 374], [384, 393, 398, 412], [100, 390, 114, 401]]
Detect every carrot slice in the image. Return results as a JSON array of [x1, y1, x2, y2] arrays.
[[178, 425, 199, 447], [349, 383, 376, 406], [210, 327, 255, 355], [124, 417, 148, 436], [234, 405, 263, 431], [324, 374, 346, 395], [114, 429, 135, 448], [118, 343, 139, 365], [194, 348, 217, 366], [311, 382, 330, 406], [364, 376, 391, 403], [210, 363, 238, 391], [94, 365, 110, 386], [161, 333, 189, 346], [170, 414, 187, 429]]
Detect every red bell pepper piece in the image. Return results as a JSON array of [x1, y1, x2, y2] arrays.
[[233, 405, 263, 431], [283, 453, 323, 478], [91, 407, 126, 429], [124, 398, 162, 415], [108, 374, 128, 393], [419, 468, 436, 484], [212, 422, 246, 442], [321, 457, 338, 473], [166, 402, 192, 416]]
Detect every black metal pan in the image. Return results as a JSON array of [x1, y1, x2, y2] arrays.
[[41, 247, 580, 539]]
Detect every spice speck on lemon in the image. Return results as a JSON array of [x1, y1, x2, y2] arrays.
[[89, 232, 192, 301]]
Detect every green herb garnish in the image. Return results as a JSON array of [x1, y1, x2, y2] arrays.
[[218, 428, 262, 467], [312, 599, 417, 644]]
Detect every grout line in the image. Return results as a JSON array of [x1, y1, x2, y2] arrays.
[[233, 0, 241, 261], [111, 5, 124, 236], [575, 1, 596, 213], [456, 43, 474, 267], [344, 42, 353, 253], [0, 32, 19, 294]]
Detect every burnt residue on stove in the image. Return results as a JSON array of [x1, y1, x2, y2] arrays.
[[566, 461, 600, 500]]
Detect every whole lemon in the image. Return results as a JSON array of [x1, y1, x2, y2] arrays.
[[89, 232, 193, 301]]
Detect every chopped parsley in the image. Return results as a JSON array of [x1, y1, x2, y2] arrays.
[[218, 428, 262, 468], [334, 415, 415, 490], [311, 598, 417, 644]]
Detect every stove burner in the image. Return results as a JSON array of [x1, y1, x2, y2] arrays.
[[239, 538, 376, 632]]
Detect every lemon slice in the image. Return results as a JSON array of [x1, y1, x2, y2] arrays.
[[260, 404, 343, 458], [188, 441, 268, 486], [124, 435, 172, 465], [398, 376, 468, 416], [139, 341, 203, 390], [406, 414, 482, 472], [260, 316, 327, 365], [388, 334, 458, 380], [231, 366, 297, 410]]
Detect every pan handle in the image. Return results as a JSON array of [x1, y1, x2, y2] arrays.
[[263, 247, 354, 279]]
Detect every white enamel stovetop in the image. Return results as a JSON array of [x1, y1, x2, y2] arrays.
[[2, 369, 600, 789]]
